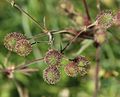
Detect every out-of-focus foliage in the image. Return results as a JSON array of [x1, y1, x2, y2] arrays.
[[0, 0, 120, 97]]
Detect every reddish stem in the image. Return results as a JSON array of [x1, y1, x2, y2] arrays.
[[82, 0, 91, 21], [93, 46, 100, 97]]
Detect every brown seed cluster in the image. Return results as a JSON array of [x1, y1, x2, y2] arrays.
[[44, 49, 62, 67], [15, 39, 32, 56], [64, 61, 78, 77], [43, 65, 60, 84], [4, 32, 25, 51], [4, 32, 32, 56], [74, 56, 90, 76], [96, 10, 114, 29], [43, 49, 63, 84], [64, 56, 90, 77]]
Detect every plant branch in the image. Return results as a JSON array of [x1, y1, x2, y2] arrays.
[[82, 0, 91, 21], [15, 58, 44, 70], [93, 46, 100, 97], [61, 23, 96, 52], [14, 80, 24, 97], [6, 0, 46, 33], [13, 79, 29, 97]]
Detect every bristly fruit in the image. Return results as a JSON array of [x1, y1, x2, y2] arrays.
[[94, 28, 107, 44], [74, 56, 90, 76], [43, 65, 60, 84], [4, 32, 26, 51], [64, 61, 78, 77], [15, 39, 32, 56], [44, 49, 62, 66], [113, 10, 120, 26], [96, 10, 114, 29]]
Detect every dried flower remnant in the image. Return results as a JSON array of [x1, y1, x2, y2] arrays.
[[15, 39, 32, 56], [96, 10, 114, 29], [64, 61, 78, 77], [43, 65, 60, 84], [4, 32, 26, 51], [74, 56, 90, 76], [44, 49, 62, 66], [3, 65, 15, 79], [94, 29, 107, 44]]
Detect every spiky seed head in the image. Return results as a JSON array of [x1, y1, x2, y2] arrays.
[[74, 56, 90, 76], [96, 10, 114, 29], [94, 29, 107, 44], [4, 32, 26, 51], [113, 10, 120, 26], [43, 65, 60, 84], [15, 39, 32, 56], [64, 61, 78, 77], [44, 49, 62, 66]]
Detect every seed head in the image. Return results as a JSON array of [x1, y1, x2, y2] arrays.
[[64, 61, 78, 77], [74, 56, 90, 76], [15, 39, 32, 56], [43, 65, 60, 84], [96, 10, 114, 29], [44, 49, 62, 67], [4, 32, 26, 51]]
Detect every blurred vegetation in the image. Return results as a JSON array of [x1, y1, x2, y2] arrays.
[[0, 0, 120, 97]]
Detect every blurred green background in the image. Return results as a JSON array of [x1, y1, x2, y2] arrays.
[[0, 0, 120, 97]]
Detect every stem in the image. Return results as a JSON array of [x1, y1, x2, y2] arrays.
[[93, 46, 100, 97], [48, 32, 54, 48], [14, 80, 24, 97], [61, 23, 96, 52], [6, 0, 46, 32], [61, 30, 83, 53], [13, 79, 29, 97], [31, 41, 49, 45], [82, 0, 91, 21], [28, 33, 47, 40], [15, 58, 44, 70]]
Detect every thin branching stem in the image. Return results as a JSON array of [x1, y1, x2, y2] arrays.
[[93, 46, 100, 97], [82, 0, 91, 21], [13, 79, 24, 97], [31, 41, 49, 45], [6, 0, 46, 33], [61, 22, 96, 52], [15, 58, 44, 70], [28, 33, 47, 40]]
